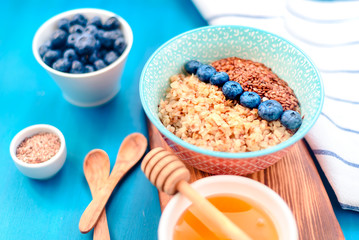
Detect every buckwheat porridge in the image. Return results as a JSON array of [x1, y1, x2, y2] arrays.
[[158, 57, 301, 153]]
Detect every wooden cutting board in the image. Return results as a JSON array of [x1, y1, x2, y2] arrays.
[[147, 120, 344, 240]]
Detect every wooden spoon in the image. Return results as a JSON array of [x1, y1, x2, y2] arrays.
[[141, 147, 252, 240], [79, 133, 148, 233], [83, 149, 111, 240]]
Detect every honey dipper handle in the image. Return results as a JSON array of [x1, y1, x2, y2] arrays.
[[177, 180, 253, 240]]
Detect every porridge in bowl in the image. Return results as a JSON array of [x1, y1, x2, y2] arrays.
[[141, 25, 323, 175], [158, 58, 302, 153]]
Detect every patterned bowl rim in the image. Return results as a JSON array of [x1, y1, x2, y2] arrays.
[[140, 25, 324, 159]]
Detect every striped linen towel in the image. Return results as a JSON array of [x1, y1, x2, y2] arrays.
[[192, 0, 359, 212]]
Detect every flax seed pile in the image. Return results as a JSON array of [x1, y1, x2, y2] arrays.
[[16, 132, 61, 164], [212, 57, 300, 112], [158, 74, 293, 152]]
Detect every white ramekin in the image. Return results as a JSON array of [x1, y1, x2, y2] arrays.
[[10, 124, 67, 180], [32, 8, 133, 107], [158, 175, 298, 240]]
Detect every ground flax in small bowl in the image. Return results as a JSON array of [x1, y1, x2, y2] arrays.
[[16, 132, 61, 164]]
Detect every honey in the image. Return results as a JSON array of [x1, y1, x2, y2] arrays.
[[173, 195, 278, 240]]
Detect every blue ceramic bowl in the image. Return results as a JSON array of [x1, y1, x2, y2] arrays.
[[140, 25, 324, 175]]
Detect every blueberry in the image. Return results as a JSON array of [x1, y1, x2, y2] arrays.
[[95, 40, 101, 50], [103, 17, 120, 30], [104, 51, 118, 65], [196, 64, 216, 83], [50, 29, 68, 49], [58, 18, 70, 32], [52, 58, 71, 72], [67, 33, 80, 48], [70, 60, 84, 73], [210, 72, 229, 86], [44, 40, 52, 47], [114, 37, 126, 55], [63, 49, 78, 61], [84, 65, 95, 73], [113, 29, 124, 37], [69, 24, 84, 34], [38, 41, 51, 58], [222, 81, 243, 100], [239, 91, 261, 108], [258, 100, 283, 121], [42, 50, 61, 66], [70, 14, 87, 27], [80, 55, 90, 64], [280, 110, 302, 130], [96, 29, 105, 40], [184, 60, 202, 74], [98, 49, 108, 58], [75, 33, 97, 55], [99, 30, 123, 48], [88, 16, 102, 28], [84, 25, 98, 36], [94, 59, 107, 70], [38, 45, 49, 58], [89, 50, 100, 63]]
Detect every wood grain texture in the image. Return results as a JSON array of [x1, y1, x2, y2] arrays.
[[79, 133, 148, 233], [147, 120, 344, 240], [83, 150, 111, 240]]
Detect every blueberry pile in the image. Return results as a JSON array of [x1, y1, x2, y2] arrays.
[[184, 60, 302, 130], [39, 14, 127, 74]]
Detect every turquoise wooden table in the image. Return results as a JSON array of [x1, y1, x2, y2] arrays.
[[0, 0, 358, 239]]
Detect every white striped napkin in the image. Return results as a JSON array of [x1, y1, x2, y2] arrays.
[[192, 0, 359, 212]]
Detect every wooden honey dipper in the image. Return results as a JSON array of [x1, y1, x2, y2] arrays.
[[141, 147, 252, 240]]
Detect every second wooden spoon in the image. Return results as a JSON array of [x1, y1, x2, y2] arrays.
[[79, 133, 148, 233], [84, 149, 111, 240]]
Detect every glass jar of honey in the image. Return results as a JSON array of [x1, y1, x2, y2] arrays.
[[158, 175, 298, 240], [173, 194, 278, 240]]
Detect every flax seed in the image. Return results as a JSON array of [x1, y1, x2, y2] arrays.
[[16, 132, 61, 164], [212, 57, 300, 112]]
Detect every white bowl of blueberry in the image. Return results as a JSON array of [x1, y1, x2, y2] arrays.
[[33, 8, 133, 107]]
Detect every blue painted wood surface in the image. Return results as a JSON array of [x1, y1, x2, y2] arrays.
[[0, 0, 357, 239]]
